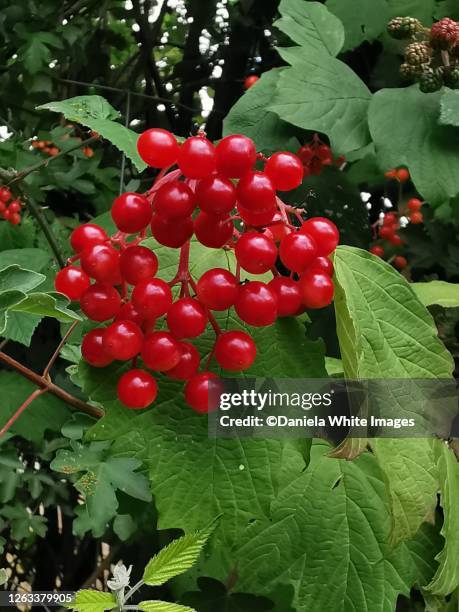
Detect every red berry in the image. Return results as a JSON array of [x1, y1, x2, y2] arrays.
[[215, 330, 256, 371], [166, 341, 200, 380], [2, 209, 10, 221], [265, 152, 304, 191], [184, 372, 218, 413], [299, 271, 334, 309], [137, 128, 179, 168], [141, 331, 181, 371], [279, 232, 318, 273], [237, 202, 276, 227], [154, 181, 195, 219], [195, 175, 236, 217], [267, 277, 302, 317], [80, 243, 121, 285], [370, 245, 385, 258], [235, 231, 277, 274], [407, 198, 422, 212], [215, 134, 256, 178], [306, 256, 334, 277], [244, 75, 259, 89], [80, 284, 121, 321], [430, 18, 459, 49], [196, 268, 239, 311], [117, 369, 158, 409], [410, 211, 424, 224], [54, 266, 91, 301], [132, 278, 172, 318], [0, 187, 11, 202], [194, 212, 233, 248], [315, 144, 332, 161], [379, 226, 394, 240], [70, 224, 108, 253], [81, 329, 113, 367], [309, 158, 324, 175], [296, 145, 314, 165], [151, 214, 194, 248], [235, 281, 277, 327], [394, 255, 408, 270], [237, 171, 276, 212], [0, 201, 5, 213], [8, 213, 21, 225], [120, 246, 158, 285], [383, 212, 397, 225], [264, 217, 292, 242], [8, 199, 21, 213], [114, 302, 145, 327], [167, 297, 207, 338], [385, 169, 397, 179], [177, 135, 216, 179], [389, 233, 403, 247], [396, 168, 410, 182], [103, 320, 143, 361], [299, 217, 339, 257], [112, 192, 152, 233]]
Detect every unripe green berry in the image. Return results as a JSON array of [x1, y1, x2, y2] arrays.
[[419, 67, 444, 93], [387, 16, 422, 40]]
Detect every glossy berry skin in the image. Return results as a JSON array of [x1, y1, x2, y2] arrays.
[[265, 152, 304, 191], [114, 301, 145, 327], [195, 175, 236, 217], [264, 217, 292, 242], [244, 75, 259, 89], [154, 181, 195, 219], [8, 212, 21, 225], [196, 268, 239, 311], [410, 211, 423, 224], [215, 331, 256, 371], [177, 136, 216, 179], [80, 284, 121, 322], [235, 282, 278, 327], [117, 369, 158, 409], [54, 266, 90, 301], [120, 246, 158, 285], [184, 372, 218, 413], [384, 212, 397, 225], [166, 341, 200, 380], [141, 331, 181, 371], [81, 329, 113, 367], [167, 297, 207, 338], [235, 232, 277, 274], [379, 226, 394, 240], [237, 171, 276, 212], [151, 214, 194, 248], [103, 320, 143, 361], [299, 271, 334, 309], [370, 245, 385, 258], [8, 199, 21, 214], [194, 212, 233, 248], [299, 218, 339, 257], [237, 202, 276, 227], [394, 256, 408, 270], [70, 223, 108, 253], [215, 134, 256, 178], [267, 277, 302, 317], [306, 256, 334, 277], [112, 192, 152, 233], [407, 198, 422, 212], [0, 187, 11, 202], [137, 128, 179, 168], [132, 278, 172, 318], [80, 243, 121, 285], [396, 168, 410, 182], [279, 232, 318, 274]]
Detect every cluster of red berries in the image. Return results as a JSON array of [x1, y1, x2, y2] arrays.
[[0, 187, 22, 225], [55, 129, 339, 413], [296, 135, 345, 177], [31, 139, 60, 157], [384, 167, 410, 183]]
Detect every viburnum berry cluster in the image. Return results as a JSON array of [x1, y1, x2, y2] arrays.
[[243, 75, 259, 90], [296, 134, 345, 177], [388, 16, 459, 92], [55, 129, 339, 413], [0, 186, 23, 225], [384, 167, 410, 183]]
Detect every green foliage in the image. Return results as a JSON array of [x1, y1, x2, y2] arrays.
[[439, 88, 459, 127], [66, 590, 117, 612], [326, 0, 390, 51], [412, 281, 459, 307], [138, 603, 194, 612]]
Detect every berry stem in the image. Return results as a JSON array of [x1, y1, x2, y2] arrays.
[[23, 193, 67, 269], [42, 321, 78, 379]]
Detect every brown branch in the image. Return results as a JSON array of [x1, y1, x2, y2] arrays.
[[0, 388, 48, 437], [43, 321, 78, 379]]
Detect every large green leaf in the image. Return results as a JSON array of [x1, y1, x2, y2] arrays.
[[412, 281, 459, 308], [138, 602, 194, 612], [326, 0, 390, 51], [11, 292, 82, 323], [274, 0, 344, 56], [386, 0, 436, 23], [37, 96, 147, 172], [369, 86, 459, 207], [66, 590, 116, 612], [269, 53, 371, 154], [0, 248, 50, 272], [439, 89, 459, 127]]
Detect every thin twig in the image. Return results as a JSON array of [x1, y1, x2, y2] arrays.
[[0, 388, 48, 437], [119, 90, 131, 195], [23, 194, 66, 268], [43, 321, 78, 379]]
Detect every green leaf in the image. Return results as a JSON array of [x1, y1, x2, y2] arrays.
[[439, 88, 459, 127], [143, 528, 212, 586], [0, 265, 45, 293], [412, 281, 459, 308], [386, 0, 436, 23], [11, 292, 82, 322], [37, 96, 147, 172], [223, 69, 299, 153], [369, 86, 459, 207], [0, 248, 50, 272], [326, 0, 390, 51], [138, 602, 194, 612], [426, 443, 459, 595], [274, 0, 345, 56], [0, 568, 7, 586], [66, 590, 116, 612], [269, 54, 371, 154], [1, 312, 42, 347], [113, 514, 136, 541]]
